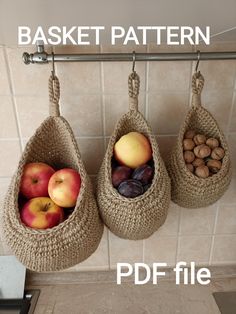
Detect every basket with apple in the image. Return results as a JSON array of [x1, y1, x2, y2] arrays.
[[97, 71, 171, 240], [2, 74, 103, 272]]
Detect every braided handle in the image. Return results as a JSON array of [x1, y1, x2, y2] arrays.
[[191, 72, 204, 108], [49, 74, 60, 117], [128, 71, 140, 111]]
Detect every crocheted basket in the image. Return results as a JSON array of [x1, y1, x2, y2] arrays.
[[167, 72, 232, 208], [2, 75, 104, 272], [97, 72, 171, 240]]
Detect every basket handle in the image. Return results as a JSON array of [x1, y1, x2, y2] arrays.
[[191, 72, 204, 108], [128, 71, 140, 111], [49, 74, 60, 117]]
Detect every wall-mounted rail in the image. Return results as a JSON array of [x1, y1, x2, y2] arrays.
[[22, 44, 236, 64]]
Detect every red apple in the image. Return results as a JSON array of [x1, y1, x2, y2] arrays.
[[20, 197, 64, 229], [20, 162, 55, 199], [48, 168, 81, 208]]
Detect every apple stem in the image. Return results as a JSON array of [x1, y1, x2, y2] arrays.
[[43, 203, 51, 212]]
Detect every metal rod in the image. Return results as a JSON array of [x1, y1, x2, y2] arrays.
[[22, 49, 236, 65]]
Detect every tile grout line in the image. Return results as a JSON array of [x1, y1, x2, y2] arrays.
[[144, 45, 149, 121], [107, 230, 112, 270], [209, 201, 220, 265], [3, 46, 24, 152], [188, 60, 195, 107], [145, 44, 150, 122], [142, 239, 145, 263], [175, 207, 182, 263], [99, 45, 111, 270], [100, 46, 107, 151], [226, 89, 236, 138], [187, 45, 196, 108], [17, 134, 182, 141], [0, 138, 21, 141]]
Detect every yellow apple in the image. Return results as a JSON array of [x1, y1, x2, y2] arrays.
[[114, 132, 152, 169]]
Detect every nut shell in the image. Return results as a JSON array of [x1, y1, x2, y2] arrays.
[[194, 144, 211, 159], [183, 139, 195, 151], [211, 147, 225, 160], [184, 130, 196, 139], [192, 158, 205, 167], [195, 165, 209, 178], [193, 134, 206, 145], [206, 138, 219, 149], [207, 159, 222, 174], [186, 163, 194, 173], [184, 151, 195, 163]]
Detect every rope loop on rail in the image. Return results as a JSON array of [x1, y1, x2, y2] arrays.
[[49, 74, 60, 117], [191, 71, 204, 108], [128, 71, 140, 111]]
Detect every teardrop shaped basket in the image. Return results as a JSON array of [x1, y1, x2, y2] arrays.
[[167, 72, 232, 208], [2, 75, 104, 272], [97, 72, 171, 240]]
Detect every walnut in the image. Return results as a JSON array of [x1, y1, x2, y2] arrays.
[[211, 147, 225, 160], [184, 151, 195, 163], [183, 139, 195, 151], [192, 158, 205, 167], [195, 165, 209, 178], [193, 134, 207, 145], [207, 159, 222, 174], [184, 130, 196, 139], [194, 144, 211, 159], [206, 138, 219, 149], [186, 163, 194, 173]]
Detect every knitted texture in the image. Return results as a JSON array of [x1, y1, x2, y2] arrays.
[[2, 75, 103, 272], [97, 72, 171, 240], [167, 72, 232, 208]]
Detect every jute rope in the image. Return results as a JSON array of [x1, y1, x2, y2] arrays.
[[2, 73, 103, 271], [191, 72, 204, 108], [49, 75, 60, 117], [167, 72, 232, 208], [97, 71, 171, 240], [128, 71, 140, 111]]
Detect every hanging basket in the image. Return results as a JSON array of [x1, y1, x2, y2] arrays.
[[167, 72, 232, 208], [2, 75, 104, 272], [97, 72, 171, 240]]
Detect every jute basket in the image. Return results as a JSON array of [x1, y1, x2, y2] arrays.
[[167, 72, 232, 208], [97, 72, 171, 240], [2, 74, 104, 272]]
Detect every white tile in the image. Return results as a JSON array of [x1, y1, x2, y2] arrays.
[[145, 235, 177, 266], [61, 94, 103, 137], [6, 47, 50, 96], [0, 140, 21, 176], [0, 96, 18, 138], [0, 48, 10, 95], [157, 203, 180, 236], [180, 205, 217, 235], [215, 204, 236, 234], [212, 235, 236, 264], [109, 231, 143, 268], [15, 96, 48, 138], [177, 235, 212, 265], [148, 93, 189, 134]]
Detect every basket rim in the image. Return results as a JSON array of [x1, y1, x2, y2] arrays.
[[102, 109, 168, 203], [175, 105, 231, 184], [6, 116, 91, 236]]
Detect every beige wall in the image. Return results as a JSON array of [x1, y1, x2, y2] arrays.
[[0, 42, 236, 271]]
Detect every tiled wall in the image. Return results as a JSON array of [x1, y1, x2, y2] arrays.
[[0, 42, 236, 271]]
